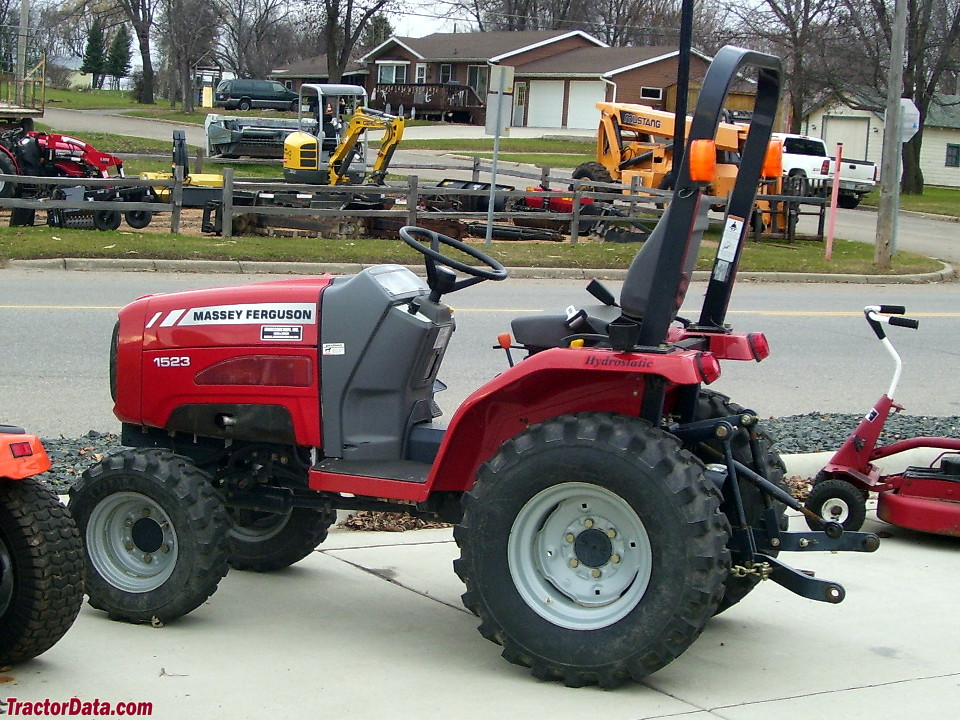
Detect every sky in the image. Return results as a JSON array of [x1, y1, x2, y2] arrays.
[[389, 4, 473, 37]]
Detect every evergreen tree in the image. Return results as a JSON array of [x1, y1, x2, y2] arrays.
[[80, 19, 108, 89], [106, 25, 133, 89]]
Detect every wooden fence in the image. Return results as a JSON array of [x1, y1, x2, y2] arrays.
[[0, 153, 823, 242]]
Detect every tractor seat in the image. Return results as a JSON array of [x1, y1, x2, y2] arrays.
[[511, 304, 619, 352]]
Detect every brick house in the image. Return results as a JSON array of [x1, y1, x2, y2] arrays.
[[359, 31, 715, 129]]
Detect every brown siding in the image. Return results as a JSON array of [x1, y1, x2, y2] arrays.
[[504, 35, 598, 67], [614, 56, 711, 110]]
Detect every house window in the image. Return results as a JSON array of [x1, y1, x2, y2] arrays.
[[439, 64, 453, 84], [640, 86, 662, 101], [947, 144, 960, 168], [415, 63, 427, 84], [377, 63, 408, 84], [468, 65, 488, 96]]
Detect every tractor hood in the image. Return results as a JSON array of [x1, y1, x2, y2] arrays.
[[127, 276, 333, 350]]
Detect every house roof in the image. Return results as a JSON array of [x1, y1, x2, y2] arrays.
[[809, 89, 960, 130], [271, 54, 367, 79], [360, 30, 607, 64], [514, 46, 712, 78]]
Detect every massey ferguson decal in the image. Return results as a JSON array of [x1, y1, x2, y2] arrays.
[[146, 303, 317, 328]]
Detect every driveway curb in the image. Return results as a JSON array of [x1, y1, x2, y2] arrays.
[[3, 257, 955, 284]]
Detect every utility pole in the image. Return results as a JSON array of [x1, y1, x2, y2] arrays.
[[16, 0, 28, 106], [875, 0, 907, 268]]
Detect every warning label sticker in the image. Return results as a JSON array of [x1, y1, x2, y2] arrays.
[[717, 215, 745, 264]]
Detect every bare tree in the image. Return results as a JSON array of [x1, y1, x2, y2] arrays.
[[305, 0, 396, 82], [725, 0, 850, 133], [113, 0, 162, 103], [216, 0, 306, 78], [159, 0, 219, 111], [850, 0, 960, 193]]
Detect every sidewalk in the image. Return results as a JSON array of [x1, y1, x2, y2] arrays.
[[7, 487, 958, 720]]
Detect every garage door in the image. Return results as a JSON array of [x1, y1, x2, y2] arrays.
[[527, 80, 564, 128], [566, 81, 605, 129], [822, 116, 870, 161]]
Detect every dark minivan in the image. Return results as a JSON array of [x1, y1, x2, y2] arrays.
[[214, 79, 299, 111]]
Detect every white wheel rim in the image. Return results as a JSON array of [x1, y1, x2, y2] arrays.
[[86, 492, 179, 593], [508, 482, 652, 630], [819, 496, 850, 523]]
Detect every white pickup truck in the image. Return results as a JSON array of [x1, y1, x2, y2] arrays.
[[773, 133, 876, 209]]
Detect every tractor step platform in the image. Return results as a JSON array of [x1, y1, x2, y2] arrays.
[[314, 458, 431, 484], [310, 459, 433, 502]]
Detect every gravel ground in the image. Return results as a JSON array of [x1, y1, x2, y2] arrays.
[[34, 413, 960, 495]]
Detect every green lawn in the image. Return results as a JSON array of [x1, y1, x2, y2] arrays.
[[861, 185, 960, 217], [0, 221, 940, 277]]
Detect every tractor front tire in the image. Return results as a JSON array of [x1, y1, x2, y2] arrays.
[[0, 478, 84, 665], [228, 506, 336, 572], [803, 477, 867, 531], [69, 449, 230, 624], [693, 389, 788, 613], [571, 161, 618, 193], [455, 413, 730, 687]]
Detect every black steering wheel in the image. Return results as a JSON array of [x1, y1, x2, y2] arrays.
[[399, 226, 507, 300]]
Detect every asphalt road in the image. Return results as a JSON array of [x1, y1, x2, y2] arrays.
[[3, 268, 960, 438]]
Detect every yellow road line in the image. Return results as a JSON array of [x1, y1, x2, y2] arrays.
[[0, 305, 122, 310]]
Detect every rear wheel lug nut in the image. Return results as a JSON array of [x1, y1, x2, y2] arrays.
[[568, 558, 579, 568], [583, 518, 594, 529], [591, 569, 601, 578], [565, 533, 575, 543]]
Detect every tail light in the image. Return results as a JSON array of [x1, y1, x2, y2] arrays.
[[820, 159, 830, 175], [747, 332, 770, 361], [9, 441, 33, 458], [695, 352, 721, 384]]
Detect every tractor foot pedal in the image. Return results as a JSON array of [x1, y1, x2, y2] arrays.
[[756, 553, 845, 603]]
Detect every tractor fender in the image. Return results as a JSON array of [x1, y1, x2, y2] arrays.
[[0, 144, 19, 172], [426, 346, 711, 495], [0, 432, 51, 480]]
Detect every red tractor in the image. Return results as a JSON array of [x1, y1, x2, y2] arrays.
[[0, 427, 84, 665], [69, 47, 879, 687]]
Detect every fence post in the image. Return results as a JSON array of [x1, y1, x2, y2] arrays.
[[222, 167, 234, 239], [407, 175, 419, 226], [540, 165, 550, 189], [171, 166, 183, 234], [472, 157, 481, 182], [569, 184, 581, 244], [194, 148, 204, 175]]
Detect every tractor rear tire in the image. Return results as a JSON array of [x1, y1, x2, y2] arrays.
[[455, 413, 730, 687], [69, 449, 230, 624], [803, 478, 867, 532], [693, 390, 788, 614], [571, 161, 618, 193], [228, 506, 336, 572], [0, 151, 18, 198], [0, 478, 84, 665]]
